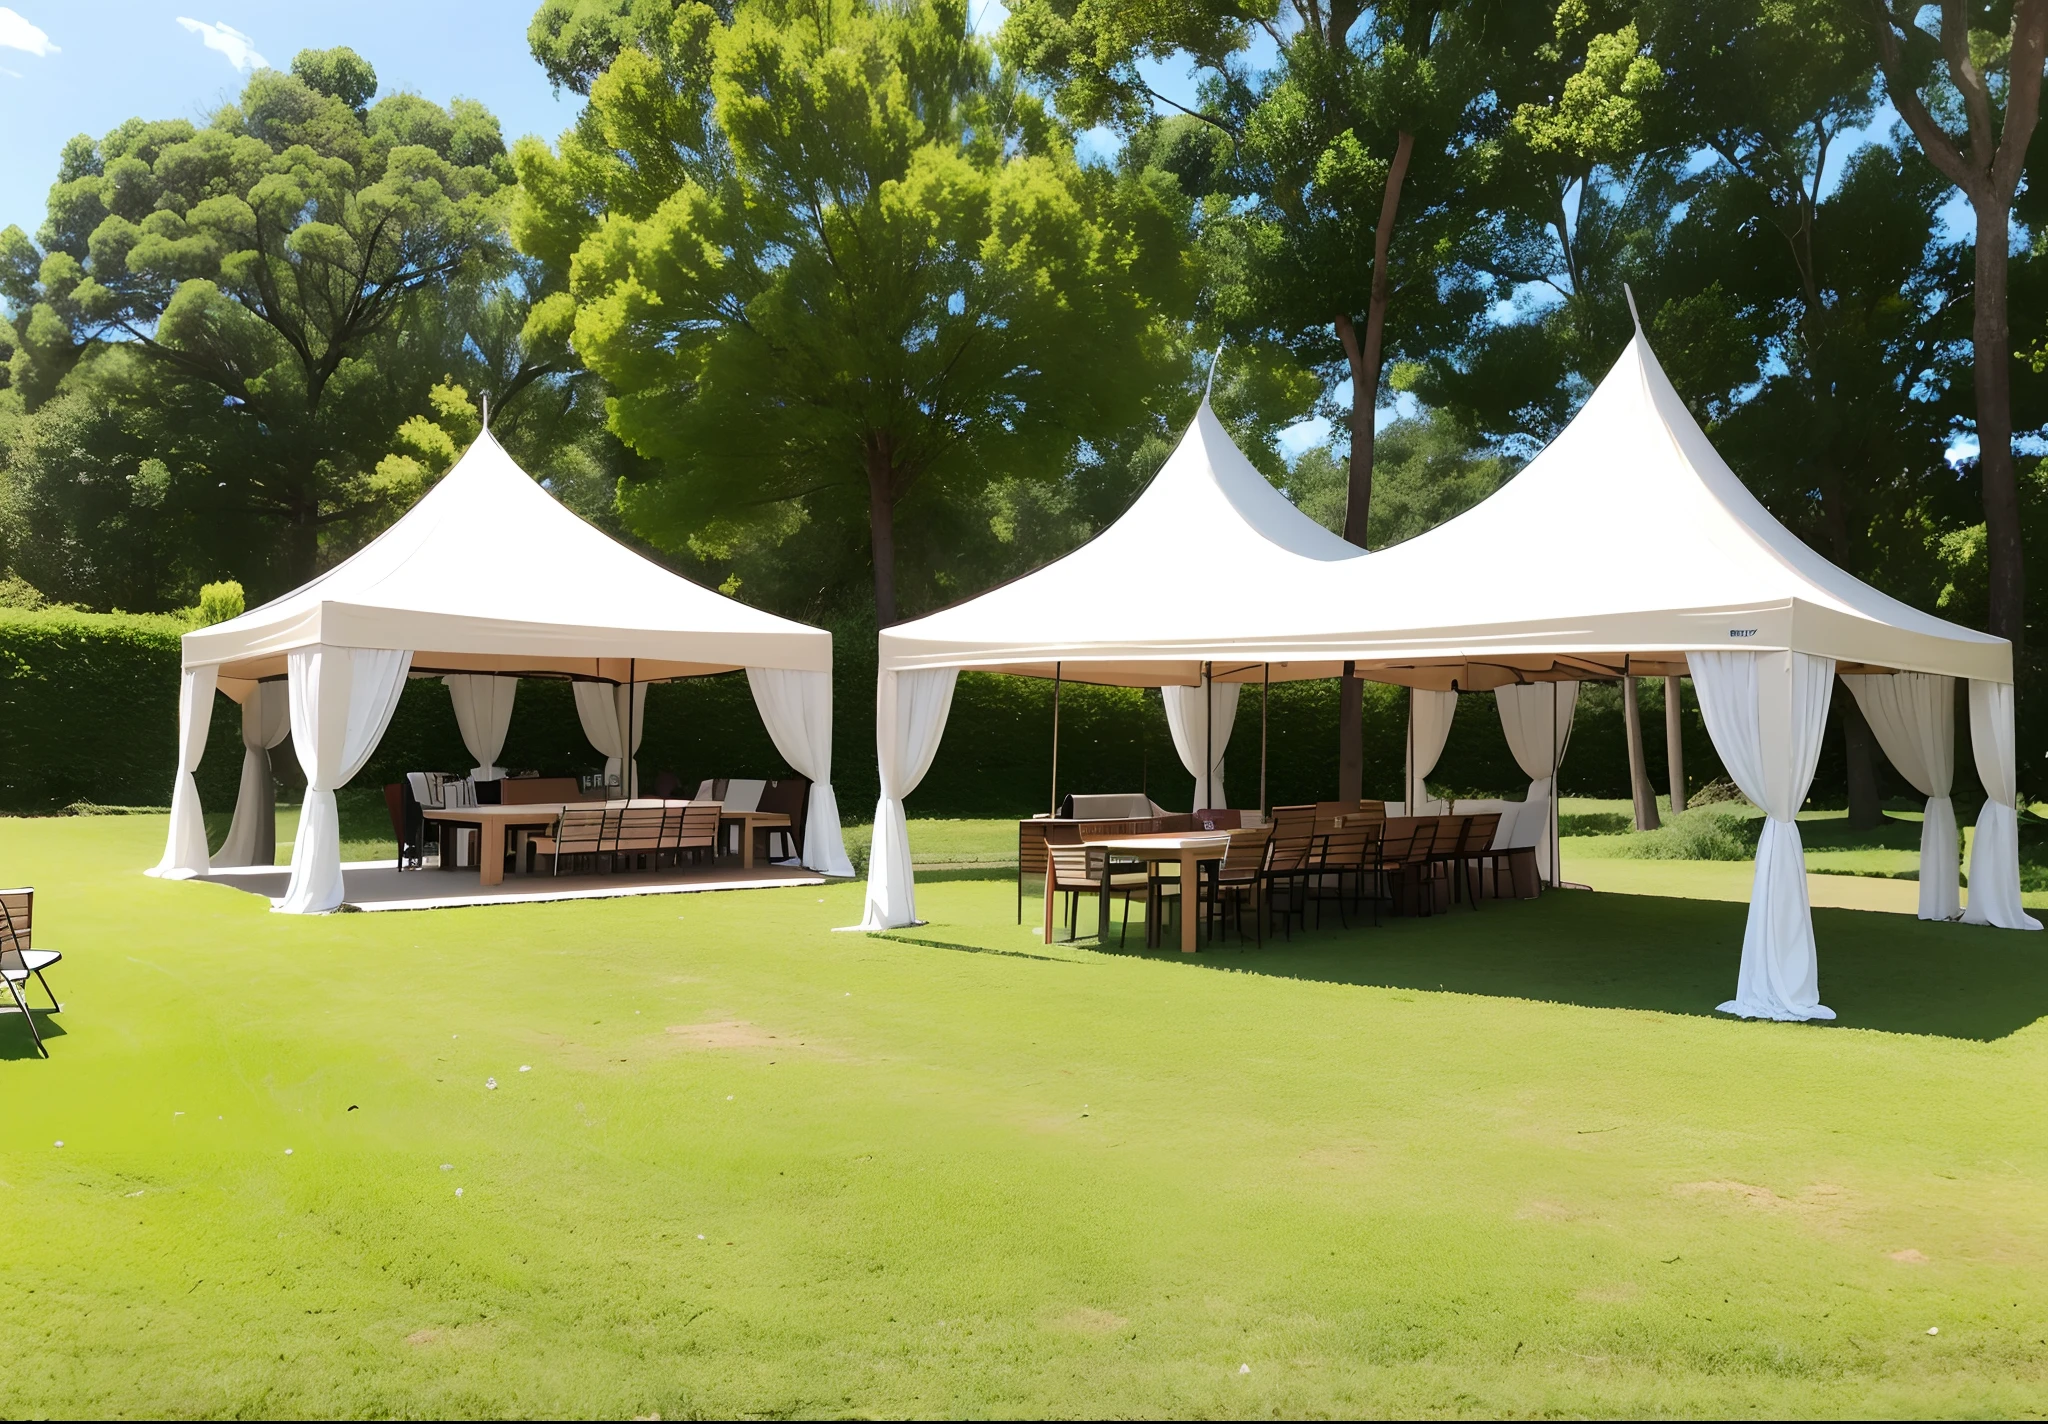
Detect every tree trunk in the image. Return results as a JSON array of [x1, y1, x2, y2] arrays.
[[1331, 130, 1414, 807], [1664, 675, 1687, 813], [287, 500, 320, 586], [865, 438, 898, 628], [1974, 201, 2026, 650], [1841, 689, 1887, 829], [1623, 675, 1660, 831], [1337, 666, 1362, 803]]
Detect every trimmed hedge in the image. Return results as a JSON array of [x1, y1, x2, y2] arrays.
[[8, 605, 1928, 825]]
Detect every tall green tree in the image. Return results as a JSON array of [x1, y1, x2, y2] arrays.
[[1003, 0, 1507, 797], [516, 0, 1195, 625], [1862, 1, 2048, 651], [0, 47, 520, 590]]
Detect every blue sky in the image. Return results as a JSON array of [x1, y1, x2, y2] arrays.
[[0, 2, 584, 237]]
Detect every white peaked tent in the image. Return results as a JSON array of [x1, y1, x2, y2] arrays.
[[1285, 324, 2035, 1020], [873, 325, 2037, 1022], [862, 397, 1367, 930], [154, 431, 854, 911]]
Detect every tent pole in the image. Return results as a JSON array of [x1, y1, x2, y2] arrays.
[[1049, 661, 1062, 817], [1665, 674, 1688, 813], [1261, 663, 1270, 816], [627, 658, 637, 797], [1204, 661, 1213, 811], [1551, 678, 1561, 888]]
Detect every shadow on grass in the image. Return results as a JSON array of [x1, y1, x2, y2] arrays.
[[904, 873, 2048, 1042], [0, 1007, 67, 1059]]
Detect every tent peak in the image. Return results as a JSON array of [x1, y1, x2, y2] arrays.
[[1624, 282, 1642, 332]]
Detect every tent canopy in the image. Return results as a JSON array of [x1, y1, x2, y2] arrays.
[[185, 430, 832, 687], [877, 398, 1366, 687], [880, 332, 2007, 689]]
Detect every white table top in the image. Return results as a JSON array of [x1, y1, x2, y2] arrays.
[[1082, 833, 1233, 855]]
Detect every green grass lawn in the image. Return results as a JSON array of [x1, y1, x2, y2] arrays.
[[5, 813, 2047, 1416]]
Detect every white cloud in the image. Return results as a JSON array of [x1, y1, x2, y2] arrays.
[[176, 17, 267, 72], [0, 8, 58, 57]]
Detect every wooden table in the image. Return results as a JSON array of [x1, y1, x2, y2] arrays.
[[1075, 832, 1232, 952], [423, 803, 567, 888], [720, 810, 792, 870]]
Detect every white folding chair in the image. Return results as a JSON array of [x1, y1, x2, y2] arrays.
[[0, 888, 59, 1058]]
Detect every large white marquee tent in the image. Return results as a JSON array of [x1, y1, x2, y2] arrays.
[[155, 431, 853, 911], [870, 323, 2036, 1020]]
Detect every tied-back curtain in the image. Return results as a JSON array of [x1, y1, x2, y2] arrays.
[[151, 664, 220, 878], [1493, 681, 1578, 883], [214, 681, 292, 868], [858, 669, 959, 930], [1406, 689, 1458, 810], [1842, 672, 1959, 921], [573, 681, 648, 795], [1689, 650, 1837, 1020], [1963, 680, 2042, 930], [1161, 675, 1241, 810], [444, 675, 518, 780], [745, 667, 854, 878], [278, 647, 412, 915]]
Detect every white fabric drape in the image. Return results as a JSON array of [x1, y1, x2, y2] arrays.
[[573, 681, 648, 795], [1161, 675, 1241, 809], [151, 664, 220, 878], [1963, 679, 2041, 930], [1690, 650, 1837, 1020], [1494, 681, 1578, 884], [444, 675, 518, 780], [858, 669, 959, 930], [278, 647, 412, 914], [214, 681, 291, 868], [1406, 689, 1458, 810], [1843, 672, 1959, 921], [746, 666, 854, 878]]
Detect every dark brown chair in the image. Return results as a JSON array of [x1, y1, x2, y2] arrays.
[[1433, 813, 1500, 908], [383, 781, 432, 870], [758, 776, 811, 861], [1259, 805, 1321, 939], [1312, 817, 1383, 928], [1201, 827, 1272, 944], [1373, 817, 1437, 916]]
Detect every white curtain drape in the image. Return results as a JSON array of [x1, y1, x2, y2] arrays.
[[1963, 679, 2041, 930], [214, 681, 291, 868], [573, 681, 648, 795], [444, 675, 518, 780], [1842, 672, 1959, 921], [1406, 689, 1458, 810], [1690, 650, 1837, 1020], [278, 647, 412, 914], [745, 666, 854, 878], [150, 664, 220, 878], [1493, 681, 1578, 883], [857, 669, 959, 930], [1161, 674, 1241, 809]]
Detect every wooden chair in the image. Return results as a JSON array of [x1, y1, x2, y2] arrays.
[[1201, 827, 1272, 945], [610, 805, 668, 870], [1434, 813, 1500, 908], [757, 776, 811, 861], [0, 889, 58, 1057], [666, 802, 721, 867], [1045, 841, 1151, 945], [530, 807, 607, 876], [1373, 817, 1438, 916], [1312, 817, 1383, 928], [1259, 805, 1321, 939]]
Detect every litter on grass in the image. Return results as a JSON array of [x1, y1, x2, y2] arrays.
[[486, 1077, 497, 1089]]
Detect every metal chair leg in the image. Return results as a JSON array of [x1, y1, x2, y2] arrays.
[[7, 975, 45, 1057]]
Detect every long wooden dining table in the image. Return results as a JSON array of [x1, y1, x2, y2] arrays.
[[421, 801, 793, 886]]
